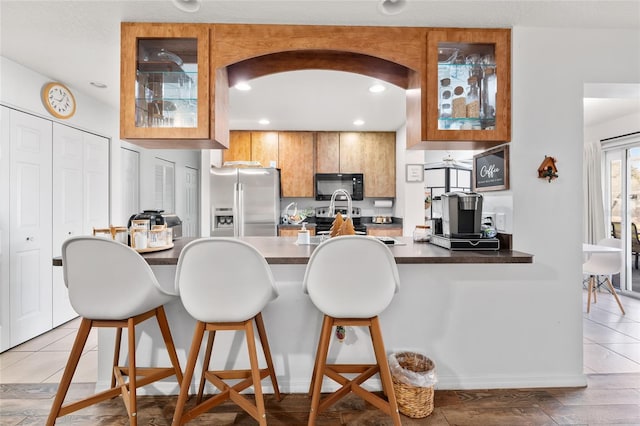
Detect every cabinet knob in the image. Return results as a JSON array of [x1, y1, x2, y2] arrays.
[[26, 236, 33, 241]]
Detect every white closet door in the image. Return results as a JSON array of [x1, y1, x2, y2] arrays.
[[82, 132, 109, 232], [9, 109, 52, 346], [52, 124, 108, 326], [183, 166, 199, 237], [53, 124, 84, 252]]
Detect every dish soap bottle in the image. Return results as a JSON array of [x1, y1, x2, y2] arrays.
[[297, 222, 310, 244]]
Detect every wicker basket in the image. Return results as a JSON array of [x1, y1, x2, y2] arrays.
[[390, 352, 435, 418]]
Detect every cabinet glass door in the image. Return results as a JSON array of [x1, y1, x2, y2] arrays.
[[426, 30, 511, 142], [437, 42, 495, 131], [120, 23, 210, 145], [136, 38, 198, 129]]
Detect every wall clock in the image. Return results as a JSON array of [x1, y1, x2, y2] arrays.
[[42, 82, 76, 119]]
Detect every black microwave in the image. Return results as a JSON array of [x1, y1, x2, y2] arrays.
[[315, 173, 364, 201]]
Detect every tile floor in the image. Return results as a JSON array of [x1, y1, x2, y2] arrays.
[[0, 289, 639, 425]]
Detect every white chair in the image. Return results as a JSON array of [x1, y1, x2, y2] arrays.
[[303, 235, 401, 425], [47, 236, 183, 426], [172, 238, 281, 426], [583, 237, 625, 314]]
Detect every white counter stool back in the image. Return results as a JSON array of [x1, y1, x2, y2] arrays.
[[47, 236, 183, 426], [583, 237, 626, 314], [173, 238, 281, 426], [303, 235, 401, 425]]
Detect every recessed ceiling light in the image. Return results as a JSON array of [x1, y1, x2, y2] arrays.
[[172, 0, 201, 13], [369, 84, 385, 93], [89, 81, 107, 89], [353, 119, 365, 126], [378, 0, 407, 15], [235, 82, 251, 91], [259, 119, 270, 125]]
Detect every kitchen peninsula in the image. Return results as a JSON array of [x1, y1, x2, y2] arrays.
[[81, 237, 538, 395]]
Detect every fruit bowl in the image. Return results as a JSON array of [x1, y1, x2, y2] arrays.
[[287, 214, 307, 224]]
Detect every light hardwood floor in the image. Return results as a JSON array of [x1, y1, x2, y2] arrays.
[[1, 289, 639, 425]]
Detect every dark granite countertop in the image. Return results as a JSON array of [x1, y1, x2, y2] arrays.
[[53, 236, 530, 266], [53, 236, 533, 266]]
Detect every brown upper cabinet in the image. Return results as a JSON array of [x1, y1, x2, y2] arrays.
[[120, 23, 225, 149], [121, 23, 510, 150], [362, 133, 396, 198], [423, 29, 511, 145], [222, 131, 279, 167], [278, 132, 314, 197], [315, 132, 395, 197]]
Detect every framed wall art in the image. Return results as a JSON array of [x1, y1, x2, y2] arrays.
[[472, 145, 510, 192], [406, 164, 424, 182]]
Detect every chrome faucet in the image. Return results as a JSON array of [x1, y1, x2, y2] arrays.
[[329, 189, 352, 218]]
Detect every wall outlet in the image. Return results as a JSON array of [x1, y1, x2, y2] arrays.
[[483, 212, 496, 226], [496, 213, 506, 231]]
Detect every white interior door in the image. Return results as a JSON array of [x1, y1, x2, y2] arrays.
[[9, 109, 52, 346], [53, 124, 84, 250], [52, 124, 109, 326], [83, 132, 109, 231]]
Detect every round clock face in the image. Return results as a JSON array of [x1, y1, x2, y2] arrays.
[[42, 82, 76, 119]]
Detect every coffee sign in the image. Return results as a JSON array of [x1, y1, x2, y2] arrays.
[[473, 145, 510, 191]]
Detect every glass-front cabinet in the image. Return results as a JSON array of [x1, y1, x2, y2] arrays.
[[426, 29, 511, 142], [120, 23, 210, 145]]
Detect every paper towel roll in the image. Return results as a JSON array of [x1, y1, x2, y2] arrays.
[[374, 200, 393, 208]]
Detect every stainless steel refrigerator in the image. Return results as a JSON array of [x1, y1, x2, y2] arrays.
[[210, 167, 281, 237]]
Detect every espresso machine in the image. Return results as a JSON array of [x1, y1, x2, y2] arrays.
[[430, 191, 499, 250], [442, 192, 483, 238]]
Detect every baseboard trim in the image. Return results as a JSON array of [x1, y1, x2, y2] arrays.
[[97, 373, 588, 396]]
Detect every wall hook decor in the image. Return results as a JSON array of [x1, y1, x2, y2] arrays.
[[538, 155, 558, 182]]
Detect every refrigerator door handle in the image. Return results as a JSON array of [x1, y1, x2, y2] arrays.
[[233, 182, 240, 237], [237, 182, 245, 237]]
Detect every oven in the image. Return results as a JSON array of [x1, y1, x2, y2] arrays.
[[314, 206, 366, 234]]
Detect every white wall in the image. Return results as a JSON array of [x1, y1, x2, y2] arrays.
[[0, 56, 201, 229], [585, 110, 640, 143]]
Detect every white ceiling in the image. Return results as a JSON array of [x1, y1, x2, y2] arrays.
[[1, 0, 639, 131]]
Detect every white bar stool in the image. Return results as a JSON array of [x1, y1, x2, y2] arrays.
[[303, 235, 402, 425], [47, 236, 183, 426], [172, 238, 281, 426]]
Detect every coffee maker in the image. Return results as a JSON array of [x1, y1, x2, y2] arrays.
[[441, 192, 483, 238]]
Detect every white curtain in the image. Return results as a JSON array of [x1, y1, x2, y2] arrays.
[[583, 140, 606, 244]]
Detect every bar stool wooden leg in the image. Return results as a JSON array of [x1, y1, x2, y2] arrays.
[[127, 317, 138, 426], [173, 321, 206, 426], [369, 317, 401, 426], [156, 306, 184, 384], [46, 318, 93, 426], [196, 330, 215, 404], [255, 312, 281, 401], [308, 315, 330, 396], [245, 320, 267, 426], [604, 277, 626, 315], [111, 327, 122, 390], [587, 275, 594, 313], [308, 315, 334, 426]]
